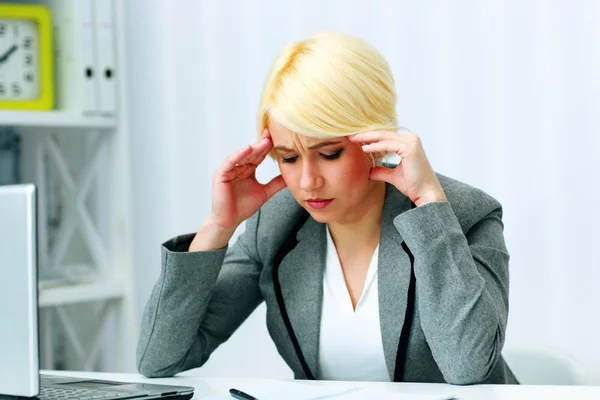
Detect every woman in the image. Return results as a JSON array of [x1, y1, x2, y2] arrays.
[[137, 31, 518, 385]]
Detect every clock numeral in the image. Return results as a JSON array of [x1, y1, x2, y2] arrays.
[[0, 24, 5, 36], [25, 54, 33, 66], [12, 82, 21, 96], [0, 83, 5, 96], [23, 37, 33, 50], [24, 72, 34, 83]]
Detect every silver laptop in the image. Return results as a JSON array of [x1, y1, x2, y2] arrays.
[[0, 184, 194, 400]]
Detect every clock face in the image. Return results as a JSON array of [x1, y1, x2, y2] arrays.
[[0, 18, 39, 100]]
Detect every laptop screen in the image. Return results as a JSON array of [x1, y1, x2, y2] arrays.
[[0, 184, 40, 397]]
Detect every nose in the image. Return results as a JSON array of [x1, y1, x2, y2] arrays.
[[299, 160, 323, 192]]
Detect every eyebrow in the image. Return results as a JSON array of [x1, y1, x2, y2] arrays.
[[274, 140, 344, 152]]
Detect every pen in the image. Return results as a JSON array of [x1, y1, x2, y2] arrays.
[[229, 388, 259, 400]]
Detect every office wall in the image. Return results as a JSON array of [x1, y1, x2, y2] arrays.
[[124, 0, 600, 378]]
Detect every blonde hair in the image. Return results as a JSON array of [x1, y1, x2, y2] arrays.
[[257, 31, 402, 164]]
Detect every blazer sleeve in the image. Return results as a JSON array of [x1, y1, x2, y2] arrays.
[[394, 199, 510, 385], [136, 211, 264, 377]]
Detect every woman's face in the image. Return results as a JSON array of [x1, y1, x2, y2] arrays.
[[268, 118, 380, 224]]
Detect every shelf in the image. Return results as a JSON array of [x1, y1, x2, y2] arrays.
[[39, 280, 125, 307], [0, 110, 116, 130]]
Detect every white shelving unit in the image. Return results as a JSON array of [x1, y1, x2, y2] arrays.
[[0, 1, 137, 372]]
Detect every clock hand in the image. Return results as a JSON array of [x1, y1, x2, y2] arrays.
[[0, 44, 18, 64]]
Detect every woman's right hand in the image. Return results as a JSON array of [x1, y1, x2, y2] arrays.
[[189, 129, 286, 251]]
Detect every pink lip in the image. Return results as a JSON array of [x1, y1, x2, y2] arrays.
[[306, 198, 333, 209]]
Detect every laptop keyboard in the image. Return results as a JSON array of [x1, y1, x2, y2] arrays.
[[39, 386, 130, 399]]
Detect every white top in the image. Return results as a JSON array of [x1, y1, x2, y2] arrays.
[[317, 225, 390, 382]]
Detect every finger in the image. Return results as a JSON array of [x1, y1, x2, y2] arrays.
[[361, 140, 405, 154], [349, 130, 398, 143], [222, 145, 252, 172], [239, 129, 273, 165], [369, 166, 395, 183], [251, 146, 274, 168], [239, 137, 272, 165], [248, 136, 274, 164], [263, 174, 287, 199], [219, 163, 257, 182], [259, 128, 270, 141]]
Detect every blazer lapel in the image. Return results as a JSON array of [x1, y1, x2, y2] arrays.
[[276, 216, 325, 379], [378, 183, 414, 380]]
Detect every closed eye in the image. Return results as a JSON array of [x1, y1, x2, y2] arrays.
[[281, 155, 298, 163], [321, 149, 343, 160], [280, 149, 343, 163]]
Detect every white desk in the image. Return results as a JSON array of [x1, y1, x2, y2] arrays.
[[44, 370, 600, 399]]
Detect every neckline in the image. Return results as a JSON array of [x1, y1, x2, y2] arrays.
[[325, 224, 380, 312]]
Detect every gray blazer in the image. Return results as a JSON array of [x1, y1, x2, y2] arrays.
[[136, 173, 518, 385]]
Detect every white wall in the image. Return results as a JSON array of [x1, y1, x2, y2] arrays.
[[124, 0, 600, 378]]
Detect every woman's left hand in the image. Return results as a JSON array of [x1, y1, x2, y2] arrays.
[[349, 130, 447, 207]]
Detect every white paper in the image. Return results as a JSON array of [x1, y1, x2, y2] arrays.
[[198, 380, 457, 400]]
